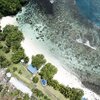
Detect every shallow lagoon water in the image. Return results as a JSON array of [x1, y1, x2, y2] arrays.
[[16, 0, 100, 95]]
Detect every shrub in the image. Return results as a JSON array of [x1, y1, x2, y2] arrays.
[[0, 85, 3, 92], [24, 56, 29, 63], [2, 46, 10, 53], [6, 68, 10, 73], [11, 49, 25, 64], [47, 79, 84, 100], [0, 0, 23, 16], [32, 76, 39, 83], [40, 63, 57, 80], [23, 94, 30, 100], [0, 43, 3, 49], [13, 67, 17, 72], [18, 70, 22, 74], [32, 54, 46, 69]]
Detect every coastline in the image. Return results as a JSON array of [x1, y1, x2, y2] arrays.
[[20, 26, 100, 100], [0, 16, 100, 100]]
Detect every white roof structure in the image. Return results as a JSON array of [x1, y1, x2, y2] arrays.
[[6, 72, 12, 78]]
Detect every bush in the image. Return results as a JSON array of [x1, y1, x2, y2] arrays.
[[11, 49, 25, 64], [0, 55, 10, 68], [2, 46, 10, 53], [1, 60, 11, 68], [0, 32, 7, 41], [32, 54, 46, 69], [48, 79, 84, 100], [13, 67, 17, 72], [24, 56, 29, 63], [40, 63, 57, 80], [0, 0, 24, 16], [32, 76, 39, 83], [32, 88, 50, 99], [0, 85, 3, 92], [0, 43, 3, 49], [18, 70, 22, 74], [23, 94, 30, 100], [6, 68, 10, 73]]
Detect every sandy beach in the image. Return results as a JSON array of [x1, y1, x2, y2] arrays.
[[0, 16, 100, 100]]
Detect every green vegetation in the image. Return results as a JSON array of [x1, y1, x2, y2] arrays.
[[47, 79, 84, 100], [0, 85, 3, 92], [11, 48, 25, 64], [24, 56, 29, 64], [32, 54, 46, 69], [40, 63, 57, 80], [32, 76, 39, 83], [13, 67, 17, 72], [0, 0, 28, 17], [0, 84, 31, 100], [39, 62, 83, 100], [0, 43, 3, 49], [32, 88, 50, 100], [0, 25, 28, 64], [18, 70, 22, 74], [0, 55, 11, 68], [23, 94, 30, 100], [2, 46, 10, 53], [3, 25, 23, 49]]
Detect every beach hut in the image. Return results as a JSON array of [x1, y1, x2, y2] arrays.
[[41, 79, 47, 86], [27, 64, 37, 74]]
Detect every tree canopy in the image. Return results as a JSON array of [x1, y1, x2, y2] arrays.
[[40, 63, 57, 80], [32, 54, 46, 69], [11, 48, 25, 64], [0, 0, 28, 17], [32, 76, 39, 83], [0, 55, 10, 68]]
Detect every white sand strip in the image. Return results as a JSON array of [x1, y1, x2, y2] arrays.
[[0, 16, 18, 30]]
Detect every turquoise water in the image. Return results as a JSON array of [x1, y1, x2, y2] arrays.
[[16, 0, 100, 94], [76, 0, 100, 26]]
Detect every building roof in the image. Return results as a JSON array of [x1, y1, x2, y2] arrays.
[[6, 72, 12, 78], [27, 64, 37, 74], [41, 79, 47, 86]]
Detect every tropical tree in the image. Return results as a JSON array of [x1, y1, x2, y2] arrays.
[[32, 76, 39, 83], [40, 63, 57, 80], [23, 94, 30, 100], [32, 54, 46, 69], [13, 67, 17, 72]]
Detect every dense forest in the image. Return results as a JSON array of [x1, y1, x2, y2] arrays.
[[0, 0, 28, 17]]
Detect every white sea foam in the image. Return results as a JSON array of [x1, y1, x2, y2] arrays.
[[76, 38, 97, 50]]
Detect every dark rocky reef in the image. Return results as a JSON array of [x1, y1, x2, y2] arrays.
[[33, 0, 53, 14]]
